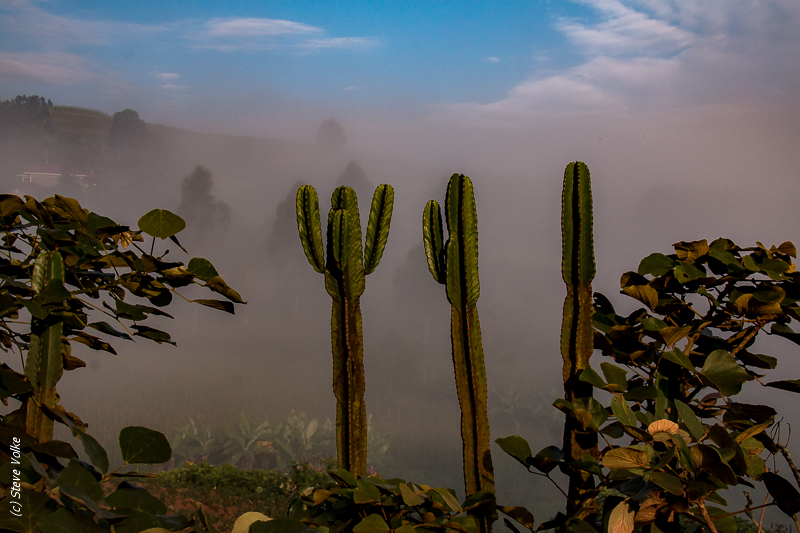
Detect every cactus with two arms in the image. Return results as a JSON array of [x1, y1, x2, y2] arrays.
[[296, 183, 394, 476], [423, 174, 496, 533]]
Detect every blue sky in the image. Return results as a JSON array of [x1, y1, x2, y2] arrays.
[[1, 0, 799, 141]]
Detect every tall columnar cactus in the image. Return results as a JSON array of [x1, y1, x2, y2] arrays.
[[24, 251, 67, 443], [560, 161, 599, 516], [297, 183, 394, 476], [423, 174, 495, 533]]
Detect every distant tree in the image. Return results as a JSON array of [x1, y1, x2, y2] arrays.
[[316, 118, 347, 151], [108, 108, 147, 147], [0, 95, 56, 168], [178, 164, 231, 242]]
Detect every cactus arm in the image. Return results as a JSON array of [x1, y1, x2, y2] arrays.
[[296, 185, 325, 273], [363, 184, 394, 275], [560, 162, 595, 383], [560, 161, 598, 519], [331, 210, 350, 271], [423, 200, 446, 282], [445, 175, 480, 306], [25, 251, 66, 442], [332, 186, 365, 299]]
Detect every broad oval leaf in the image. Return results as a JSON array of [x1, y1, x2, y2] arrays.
[[495, 435, 532, 468], [700, 350, 753, 397], [762, 472, 800, 517], [608, 501, 634, 533], [119, 426, 172, 464], [137, 209, 186, 239], [352, 514, 391, 533], [187, 257, 219, 280], [603, 447, 650, 470]]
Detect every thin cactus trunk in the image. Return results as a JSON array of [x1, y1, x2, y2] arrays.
[[24, 251, 66, 443], [423, 174, 495, 533], [297, 183, 393, 476], [560, 161, 599, 518]]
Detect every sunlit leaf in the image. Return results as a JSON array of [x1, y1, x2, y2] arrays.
[[119, 426, 172, 464], [137, 209, 186, 239]]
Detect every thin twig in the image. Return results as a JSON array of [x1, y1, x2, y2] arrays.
[[698, 499, 719, 533]]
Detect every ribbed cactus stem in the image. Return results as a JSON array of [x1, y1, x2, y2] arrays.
[[560, 161, 599, 517], [296, 183, 394, 476], [423, 174, 495, 533], [24, 250, 66, 442]]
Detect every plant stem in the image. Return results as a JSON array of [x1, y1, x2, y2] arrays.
[[698, 500, 719, 533]]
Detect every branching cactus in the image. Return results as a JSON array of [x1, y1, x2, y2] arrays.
[[560, 161, 599, 517], [423, 174, 495, 533], [297, 183, 394, 476], [24, 250, 67, 443]]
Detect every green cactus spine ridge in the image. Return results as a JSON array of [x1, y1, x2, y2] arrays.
[[423, 174, 495, 533], [296, 183, 394, 476], [24, 250, 67, 442], [559, 161, 599, 518]]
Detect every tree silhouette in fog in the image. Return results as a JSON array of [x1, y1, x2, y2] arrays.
[[178, 164, 231, 243], [316, 118, 347, 151], [109, 109, 147, 147]]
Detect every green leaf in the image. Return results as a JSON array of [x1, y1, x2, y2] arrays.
[[661, 348, 694, 371], [251, 518, 315, 533], [530, 446, 564, 474], [771, 324, 800, 346], [462, 491, 495, 512], [649, 471, 683, 496], [700, 350, 753, 397], [578, 367, 606, 389], [765, 379, 800, 393], [106, 487, 167, 515], [621, 284, 658, 309], [137, 209, 186, 239], [602, 447, 650, 470], [399, 482, 425, 506], [433, 487, 462, 513], [674, 262, 706, 283], [495, 436, 532, 469], [353, 479, 381, 503], [87, 321, 132, 340], [761, 472, 800, 517], [191, 299, 235, 314], [638, 253, 677, 277], [40, 507, 106, 533], [119, 426, 172, 464], [187, 257, 219, 280], [675, 400, 704, 440], [611, 394, 637, 427], [353, 514, 391, 533], [131, 325, 175, 346], [77, 432, 109, 475], [57, 461, 103, 501], [600, 363, 628, 392]]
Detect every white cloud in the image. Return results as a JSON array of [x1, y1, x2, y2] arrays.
[[154, 72, 180, 82], [295, 37, 379, 51], [441, 1, 800, 124], [0, 51, 98, 84], [556, 0, 692, 56], [0, 0, 166, 46], [203, 17, 320, 37], [485, 57, 500, 63], [344, 86, 356, 91]]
